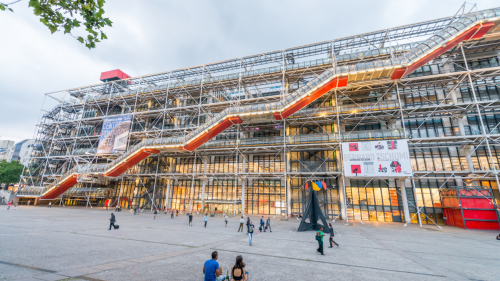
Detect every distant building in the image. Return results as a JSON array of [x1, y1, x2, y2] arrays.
[[11, 139, 35, 166], [0, 140, 15, 161]]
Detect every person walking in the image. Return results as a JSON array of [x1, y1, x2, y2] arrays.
[[316, 226, 325, 255], [48, 202, 52, 208], [27, 200, 30, 206], [134, 207, 137, 215], [176, 209, 179, 217], [171, 210, 174, 219], [154, 209, 158, 220], [7, 201, 11, 210], [203, 251, 225, 281], [109, 213, 117, 230], [189, 213, 193, 226], [204, 213, 208, 228], [259, 216, 265, 232], [246, 217, 250, 229], [266, 217, 272, 232], [238, 216, 244, 232], [328, 223, 339, 248], [225, 214, 229, 227], [230, 255, 249, 281], [247, 221, 255, 246]]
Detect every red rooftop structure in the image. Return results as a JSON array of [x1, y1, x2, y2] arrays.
[[100, 69, 131, 82]]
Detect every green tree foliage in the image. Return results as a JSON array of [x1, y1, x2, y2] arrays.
[[0, 0, 112, 49], [0, 160, 24, 187]]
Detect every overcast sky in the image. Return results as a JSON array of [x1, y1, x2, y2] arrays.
[[0, 0, 498, 143]]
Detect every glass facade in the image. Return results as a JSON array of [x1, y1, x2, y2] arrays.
[[246, 179, 285, 215], [20, 9, 500, 229], [290, 177, 341, 219], [346, 180, 405, 223]]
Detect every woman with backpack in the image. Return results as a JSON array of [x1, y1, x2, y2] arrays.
[[230, 255, 248, 280]]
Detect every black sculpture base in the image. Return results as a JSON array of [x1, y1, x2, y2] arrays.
[[297, 190, 329, 232]]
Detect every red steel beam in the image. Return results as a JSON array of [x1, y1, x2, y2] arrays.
[[391, 22, 495, 80], [183, 117, 243, 151], [104, 148, 160, 177], [274, 76, 348, 120]]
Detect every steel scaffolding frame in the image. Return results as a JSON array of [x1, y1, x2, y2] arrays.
[[17, 7, 500, 226]]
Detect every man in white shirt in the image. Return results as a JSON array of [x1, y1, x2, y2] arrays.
[[204, 214, 208, 228], [238, 216, 244, 232], [225, 215, 229, 227]]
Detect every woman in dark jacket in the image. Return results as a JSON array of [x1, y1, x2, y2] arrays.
[[328, 223, 339, 248]]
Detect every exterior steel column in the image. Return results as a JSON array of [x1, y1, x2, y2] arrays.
[[335, 146, 346, 220], [241, 155, 246, 215], [116, 177, 124, 208], [409, 178, 422, 227], [338, 175, 347, 221], [449, 86, 459, 104], [241, 180, 246, 215], [151, 154, 160, 210], [188, 153, 197, 213], [164, 179, 171, 209], [200, 156, 208, 213], [336, 89, 348, 223], [455, 116, 466, 136], [286, 176, 291, 217], [200, 179, 207, 213], [460, 146, 475, 171], [397, 179, 411, 224]]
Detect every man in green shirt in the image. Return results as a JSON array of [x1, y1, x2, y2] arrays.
[[317, 227, 325, 255]]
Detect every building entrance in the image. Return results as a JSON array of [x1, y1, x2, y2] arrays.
[[202, 203, 240, 215], [345, 180, 404, 223]]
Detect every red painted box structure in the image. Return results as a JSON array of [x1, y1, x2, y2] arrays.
[[440, 186, 500, 230], [100, 69, 131, 82]]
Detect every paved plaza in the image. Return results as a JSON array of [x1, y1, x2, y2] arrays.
[[1, 206, 499, 280]]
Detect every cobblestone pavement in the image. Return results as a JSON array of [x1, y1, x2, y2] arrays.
[[1, 206, 499, 280]]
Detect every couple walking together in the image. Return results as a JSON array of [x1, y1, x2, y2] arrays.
[[316, 223, 339, 255]]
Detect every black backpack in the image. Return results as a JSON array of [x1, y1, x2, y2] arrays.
[[232, 266, 244, 280]]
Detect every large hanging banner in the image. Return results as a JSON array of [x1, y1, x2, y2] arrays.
[[97, 115, 132, 155], [342, 139, 412, 178]]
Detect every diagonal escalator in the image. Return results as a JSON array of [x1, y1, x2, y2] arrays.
[[36, 9, 499, 199]]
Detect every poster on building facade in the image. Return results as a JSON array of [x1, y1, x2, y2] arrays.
[[342, 139, 412, 178], [97, 115, 132, 155]]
